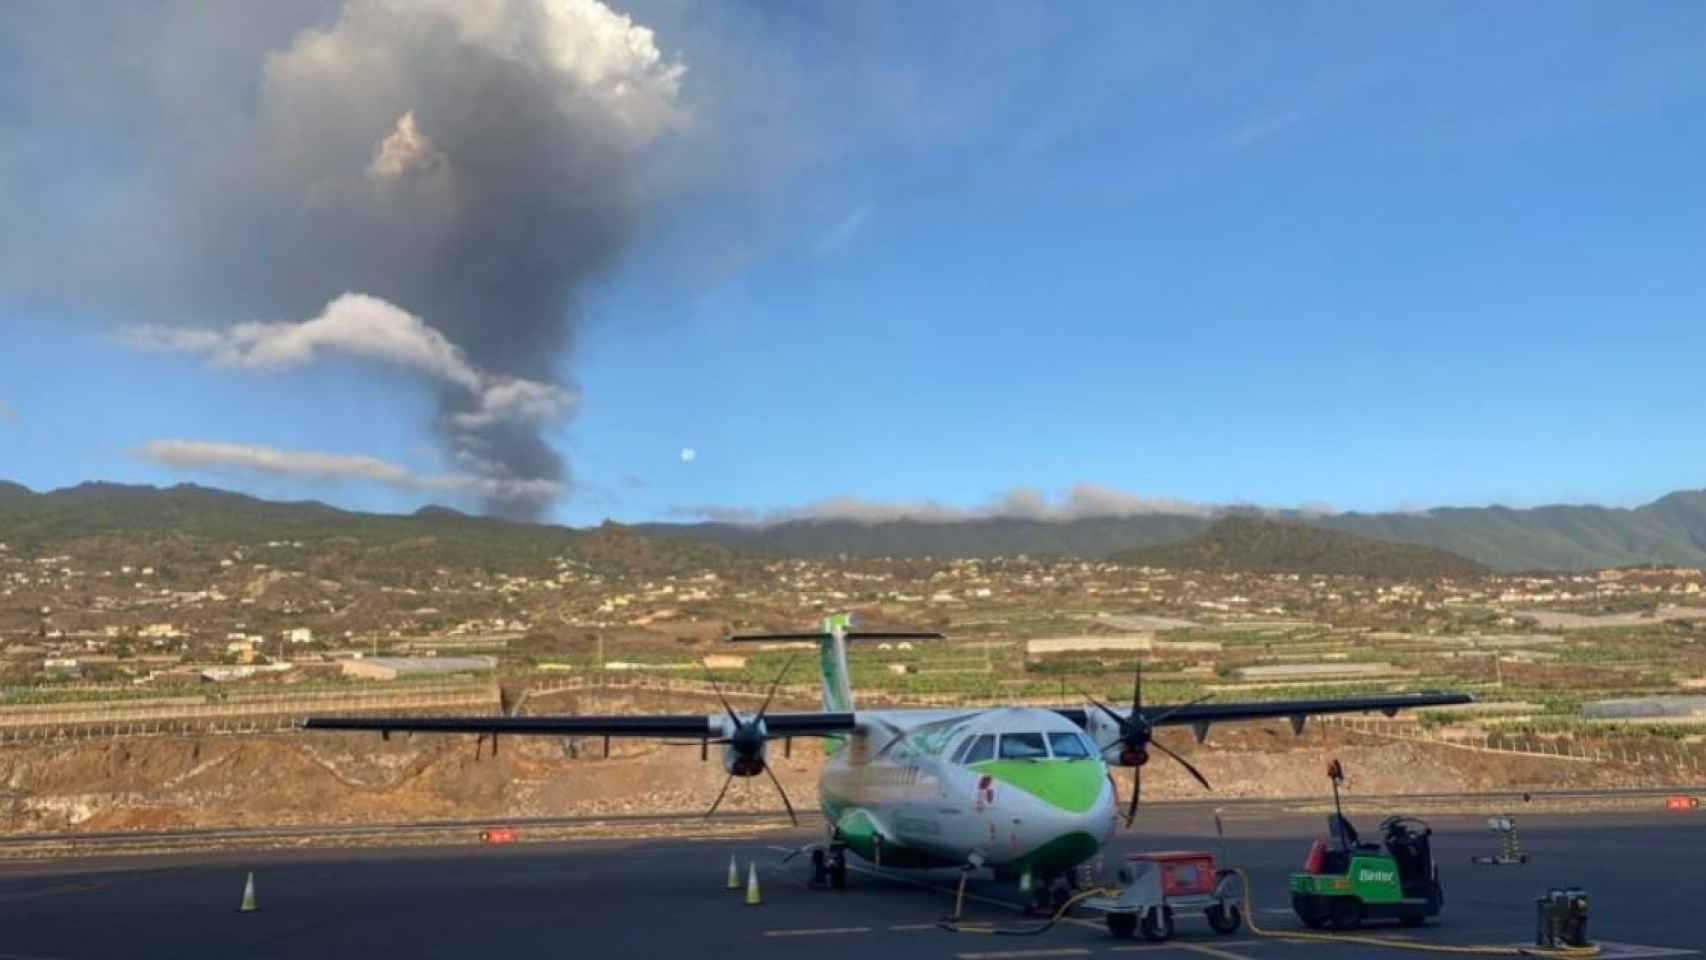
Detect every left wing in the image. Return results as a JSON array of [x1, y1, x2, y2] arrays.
[[301, 712, 856, 738]]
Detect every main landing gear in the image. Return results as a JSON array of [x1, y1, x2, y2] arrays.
[[809, 844, 849, 890]]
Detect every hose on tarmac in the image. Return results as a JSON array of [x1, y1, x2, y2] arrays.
[[934, 885, 1118, 937], [935, 867, 1602, 956]]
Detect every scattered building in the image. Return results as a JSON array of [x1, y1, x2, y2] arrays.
[[340, 656, 497, 681]]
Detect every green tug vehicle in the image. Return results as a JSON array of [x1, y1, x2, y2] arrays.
[[1289, 760, 1443, 929]]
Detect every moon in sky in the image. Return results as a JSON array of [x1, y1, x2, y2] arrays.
[[679, 447, 696, 462]]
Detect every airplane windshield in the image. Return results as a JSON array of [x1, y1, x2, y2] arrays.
[[961, 734, 995, 765], [998, 732, 1049, 760], [1047, 732, 1092, 759]]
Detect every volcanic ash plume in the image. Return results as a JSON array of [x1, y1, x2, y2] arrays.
[[96, 0, 691, 517]]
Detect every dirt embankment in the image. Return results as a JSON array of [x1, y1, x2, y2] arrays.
[[0, 691, 1689, 834]]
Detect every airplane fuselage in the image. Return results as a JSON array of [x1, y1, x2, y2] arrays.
[[812, 706, 1119, 880]]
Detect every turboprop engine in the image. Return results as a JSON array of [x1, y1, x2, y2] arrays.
[[702, 658, 798, 824], [1080, 664, 1213, 826]]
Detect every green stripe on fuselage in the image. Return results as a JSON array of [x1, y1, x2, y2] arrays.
[[1008, 830, 1102, 878], [971, 759, 1105, 813]]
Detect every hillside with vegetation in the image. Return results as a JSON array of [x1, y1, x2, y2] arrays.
[[1109, 515, 1490, 578], [0, 482, 734, 582], [645, 492, 1706, 571], [4, 479, 1706, 572]]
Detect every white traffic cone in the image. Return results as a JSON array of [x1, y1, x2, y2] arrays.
[[726, 853, 740, 890], [238, 872, 258, 913], [744, 861, 762, 906]]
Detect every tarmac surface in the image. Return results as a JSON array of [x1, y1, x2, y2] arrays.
[[1, 806, 1701, 959]]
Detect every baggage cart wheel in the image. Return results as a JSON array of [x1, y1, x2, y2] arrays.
[[1207, 903, 1242, 934], [1140, 907, 1174, 942]]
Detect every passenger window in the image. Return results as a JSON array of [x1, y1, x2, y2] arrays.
[[998, 732, 1049, 760], [962, 734, 995, 764], [1048, 732, 1091, 759]]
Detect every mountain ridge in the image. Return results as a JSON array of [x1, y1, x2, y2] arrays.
[[3, 479, 1705, 572], [1109, 515, 1489, 578]]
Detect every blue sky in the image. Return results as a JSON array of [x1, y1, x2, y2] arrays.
[[3, 1, 1705, 525]]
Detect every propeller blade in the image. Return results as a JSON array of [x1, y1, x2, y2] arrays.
[[1152, 739, 1212, 792], [762, 761, 799, 826], [755, 654, 797, 722], [1125, 766, 1140, 827], [700, 664, 743, 729], [1132, 662, 1143, 716], [1077, 689, 1126, 728], [705, 772, 737, 820], [1150, 694, 1215, 726]]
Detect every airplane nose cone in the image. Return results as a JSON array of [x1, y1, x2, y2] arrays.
[[980, 759, 1107, 813]]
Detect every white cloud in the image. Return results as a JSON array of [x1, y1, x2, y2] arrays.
[[679, 447, 696, 462], [668, 485, 1216, 526], [138, 439, 562, 505], [120, 292, 576, 429], [1058, 483, 1211, 520], [368, 111, 446, 181], [127, 293, 482, 390]]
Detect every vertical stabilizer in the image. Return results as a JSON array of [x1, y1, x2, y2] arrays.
[[818, 612, 854, 713]]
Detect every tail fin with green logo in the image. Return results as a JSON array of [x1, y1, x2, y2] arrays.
[[727, 614, 944, 713]]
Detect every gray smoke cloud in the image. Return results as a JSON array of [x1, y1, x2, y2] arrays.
[[2, 0, 689, 518], [669, 484, 1217, 526]]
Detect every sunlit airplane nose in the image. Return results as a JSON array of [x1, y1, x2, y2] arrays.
[[983, 760, 1117, 874]]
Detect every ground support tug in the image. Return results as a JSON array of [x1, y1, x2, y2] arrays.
[[1288, 760, 1444, 930]]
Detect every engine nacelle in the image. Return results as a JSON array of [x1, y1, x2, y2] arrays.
[[1087, 706, 1142, 765], [720, 715, 770, 777]]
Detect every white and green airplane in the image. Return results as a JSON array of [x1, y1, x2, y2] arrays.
[[306, 614, 1469, 895]]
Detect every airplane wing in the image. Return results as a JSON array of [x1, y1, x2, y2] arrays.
[[304, 693, 1469, 738], [301, 712, 856, 738], [1055, 690, 1472, 737], [1144, 691, 1472, 726]]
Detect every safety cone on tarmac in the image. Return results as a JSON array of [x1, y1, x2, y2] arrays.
[[744, 861, 762, 906], [238, 872, 258, 913], [726, 854, 740, 890]]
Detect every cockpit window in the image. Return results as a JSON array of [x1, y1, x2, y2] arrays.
[[962, 734, 995, 765], [1047, 732, 1092, 759], [950, 735, 975, 764], [998, 732, 1049, 760]]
